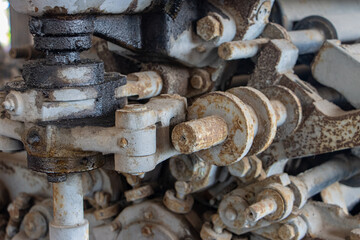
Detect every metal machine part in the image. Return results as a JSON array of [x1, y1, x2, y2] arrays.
[[1, 0, 360, 240]]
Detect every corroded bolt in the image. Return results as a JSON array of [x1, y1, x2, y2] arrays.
[[172, 115, 228, 154], [24, 211, 48, 239], [278, 224, 296, 240], [175, 181, 192, 199], [246, 197, 277, 222], [190, 75, 205, 89], [118, 138, 128, 148], [197, 15, 222, 41], [141, 225, 153, 237]]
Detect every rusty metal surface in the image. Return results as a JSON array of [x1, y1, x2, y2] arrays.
[[3, 1, 360, 240]]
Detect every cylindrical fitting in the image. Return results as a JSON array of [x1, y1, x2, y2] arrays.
[[172, 115, 228, 154], [270, 100, 287, 127], [50, 173, 89, 240], [297, 156, 360, 199], [246, 197, 278, 222], [218, 39, 269, 60], [289, 29, 325, 54]]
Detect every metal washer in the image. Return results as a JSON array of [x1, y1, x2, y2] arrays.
[[188, 91, 255, 166], [262, 85, 302, 140], [227, 87, 277, 156]]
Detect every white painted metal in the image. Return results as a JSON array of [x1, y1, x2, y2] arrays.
[[9, 0, 155, 16], [50, 173, 89, 240]]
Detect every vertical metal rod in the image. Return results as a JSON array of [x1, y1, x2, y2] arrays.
[[50, 173, 89, 240]]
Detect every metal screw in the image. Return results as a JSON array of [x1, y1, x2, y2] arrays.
[[197, 15, 222, 41], [190, 75, 205, 89], [278, 224, 296, 240]]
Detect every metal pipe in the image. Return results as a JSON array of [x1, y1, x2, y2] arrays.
[[297, 156, 360, 199], [50, 173, 89, 240]]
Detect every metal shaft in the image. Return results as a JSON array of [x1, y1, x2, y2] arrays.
[[50, 173, 89, 240], [288, 29, 325, 55], [298, 156, 360, 199]]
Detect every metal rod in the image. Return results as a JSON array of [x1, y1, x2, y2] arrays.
[[297, 156, 360, 199], [50, 173, 89, 240]]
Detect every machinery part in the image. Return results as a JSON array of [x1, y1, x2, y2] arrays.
[[50, 174, 89, 240], [173, 85, 297, 166], [112, 200, 198, 240], [115, 71, 163, 100], [272, 0, 360, 42], [163, 181, 194, 214], [9, 0, 157, 16], [172, 115, 228, 154], [4, 1, 360, 240], [23, 199, 53, 240], [290, 155, 360, 209], [312, 40, 360, 108]]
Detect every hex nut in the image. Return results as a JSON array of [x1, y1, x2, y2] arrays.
[[197, 15, 222, 41], [163, 190, 194, 214]]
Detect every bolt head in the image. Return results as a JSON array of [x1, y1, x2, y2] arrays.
[[141, 225, 153, 237], [24, 212, 48, 239], [278, 224, 296, 240], [197, 15, 221, 41], [118, 138, 128, 148], [27, 131, 41, 146], [190, 75, 205, 89], [224, 208, 237, 221]]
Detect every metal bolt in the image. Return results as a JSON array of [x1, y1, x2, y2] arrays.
[[118, 138, 128, 148], [190, 75, 205, 89], [246, 197, 277, 222], [175, 181, 192, 199], [2, 100, 15, 111], [24, 211, 48, 239], [141, 225, 153, 237], [27, 131, 41, 146], [197, 15, 222, 41], [144, 211, 153, 220], [278, 224, 296, 240], [211, 214, 225, 234], [172, 115, 228, 154], [224, 207, 237, 221]]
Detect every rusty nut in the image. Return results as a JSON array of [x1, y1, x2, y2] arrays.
[[163, 190, 194, 214]]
